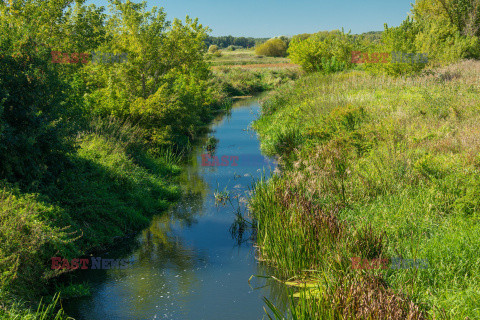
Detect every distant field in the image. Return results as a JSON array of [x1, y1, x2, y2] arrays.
[[211, 63, 300, 70], [208, 48, 297, 68]]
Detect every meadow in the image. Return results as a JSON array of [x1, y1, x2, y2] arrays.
[[251, 60, 480, 319], [208, 48, 294, 67], [209, 48, 301, 96]]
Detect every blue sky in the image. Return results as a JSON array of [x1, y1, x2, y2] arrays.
[[86, 0, 415, 37]]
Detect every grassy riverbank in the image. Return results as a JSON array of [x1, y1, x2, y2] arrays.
[[0, 117, 183, 319], [252, 60, 480, 319], [0, 1, 237, 318]]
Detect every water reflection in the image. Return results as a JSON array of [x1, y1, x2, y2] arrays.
[[63, 96, 289, 320]]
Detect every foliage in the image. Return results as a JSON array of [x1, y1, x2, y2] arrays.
[[413, 0, 480, 37], [287, 30, 355, 73], [208, 44, 219, 53], [255, 38, 288, 57], [0, 38, 74, 186], [364, 17, 427, 76], [412, 0, 480, 63], [212, 67, 299, 96], [415, 18, 480, 63], [205, 35, 261, 48], [253, 61, 480, 319], [0, 0, 227, 318]]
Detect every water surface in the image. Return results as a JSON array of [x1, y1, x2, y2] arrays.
[[64, 96, 288, 320]]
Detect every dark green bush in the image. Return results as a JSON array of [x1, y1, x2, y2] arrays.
[[0, 39, 74, 185]]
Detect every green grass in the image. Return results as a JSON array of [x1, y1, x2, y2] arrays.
[[0, 117, 182, 318], [251, 60, 480, 319], [0, 292, 73, 320], [208, 48, 291, 66]]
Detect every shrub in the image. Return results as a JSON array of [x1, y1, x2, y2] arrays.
[[415, 19, 480, 64], [255, 38, 288, 57], [0, 39, 74, 185], [288, 30, 355, 73], [208, 44, 219, 53], [320, 56, 348, 74], [364, 18, 427, 76]]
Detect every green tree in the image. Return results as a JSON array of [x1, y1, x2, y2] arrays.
[[411, 0, 480, 63], [104, 0, 170, 100], [0, 0, 76, 49], [62, 2, 109, 52], [0, 38, 72, 184], [414, 0, 480, 36]]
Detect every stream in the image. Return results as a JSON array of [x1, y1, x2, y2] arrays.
[[63, 96, 289, 319]]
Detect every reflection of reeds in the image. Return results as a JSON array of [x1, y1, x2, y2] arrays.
[[229, 206, 256, 245]]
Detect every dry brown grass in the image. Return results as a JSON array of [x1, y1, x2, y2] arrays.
[[332, 274, 427, 320]]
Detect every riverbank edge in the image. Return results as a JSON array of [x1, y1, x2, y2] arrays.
[[250, 60, 480, 319], [0, 68, 296, 319]]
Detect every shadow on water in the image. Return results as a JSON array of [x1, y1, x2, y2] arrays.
[[63, 95, 289, 320]]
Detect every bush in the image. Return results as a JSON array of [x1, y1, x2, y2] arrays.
[[0, 39, 74, 185], [364, 18, 427, 76], [287, 30, 354, 73], [255, 38, 288, 57], [320, 56, 348, 74], [415, 19, 480, 64], [208, 44, 219, 53]]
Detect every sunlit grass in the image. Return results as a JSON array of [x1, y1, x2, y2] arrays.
[[251, 60, 480, 319]]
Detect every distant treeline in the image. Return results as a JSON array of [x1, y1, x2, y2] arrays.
[[205, 35, 269, 48], [206, 32, 382, 50]]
